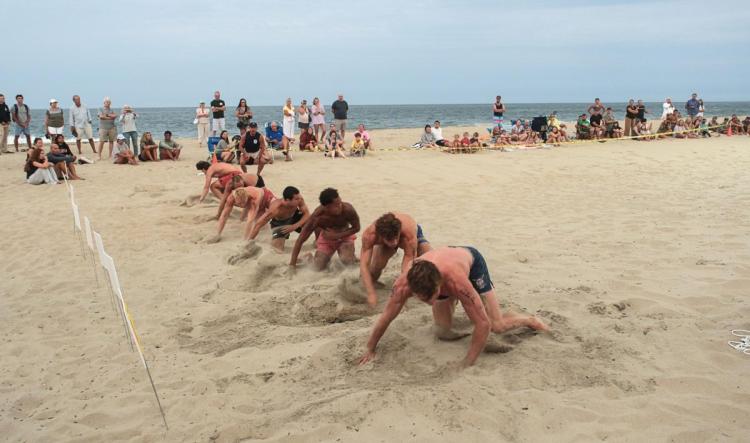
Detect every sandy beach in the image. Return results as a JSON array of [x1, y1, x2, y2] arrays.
[[1, 127, 749, 442]]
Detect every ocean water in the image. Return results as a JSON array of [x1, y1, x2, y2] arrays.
[[11, 102, 750, 140]]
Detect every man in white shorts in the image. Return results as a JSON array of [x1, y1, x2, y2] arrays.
[[69, 95, 97, 154], [210, 90, 226, 135]]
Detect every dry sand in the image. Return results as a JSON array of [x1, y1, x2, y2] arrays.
[[1, 128, 749, 442]]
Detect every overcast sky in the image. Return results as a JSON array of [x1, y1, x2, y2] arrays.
[[4, 0, 748, 108]]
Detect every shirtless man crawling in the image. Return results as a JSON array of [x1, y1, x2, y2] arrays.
[[196, 161, 243, 202], [289, 187, 360, 270], [214, 173, 265, 220], [360, 212, 432, 307], [359, 246, 548, 368], [208, 186, 276, 243], [247, 186, 310, 252]]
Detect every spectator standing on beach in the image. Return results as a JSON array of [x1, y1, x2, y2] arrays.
[[45, 99, 65, 138], [624, 99, 639, 137], [12, 94, 32, 152], [331, 94, 349, 139], [196, 101, 210, 148], [235, 98, 252, 130], [697, 99, 705, 118], [69, 95, 97, 155], [282, 98, 295, 142], [0, 94, 10, 154], [493, 96, 506, 126], [297, 100, 310, 133], [636, 100, 649, 123], [210, 90, 226, 136], [685, 93, 700, 119], [587, 98, 605, 129], [311, 97, 326, 141], [98, 97, 117, 159], [119, 105, 139, 155], [662, 98, 675, 119]]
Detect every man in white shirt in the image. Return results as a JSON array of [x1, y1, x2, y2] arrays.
[[433, 120, 448, 147], [69, 95, 97, 154]]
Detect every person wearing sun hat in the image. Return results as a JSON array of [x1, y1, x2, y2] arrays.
[[45, 99, 65, 138]]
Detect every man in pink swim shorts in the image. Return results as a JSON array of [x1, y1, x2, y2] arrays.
[[290, 187, 360, 271]]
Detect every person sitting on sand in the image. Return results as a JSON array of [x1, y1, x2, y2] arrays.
[[450, 133, 461, 148], [673, 120, 688, 138], [248, 186, 311, 252], [546, 126, 563, 146], [360, 212, 432, 307], [460, 132, 471, 147], [196, 161, 243, 202], [113, 134, 138, 165], [742, 116, 750, 134], [357, 124, 373, 150], [358, 246, 549, 368], [299, 127, 318, 151], [158, 130, 182, 160], [25, 140, 60, 185], [209, 185, 276, 243], [469, 132, 483, 148], [214, 173, 266, 220], [47, 142, 83, 180], [556, 124, 568, 142], [351, 132, 366, 156], [576, 114, 592, 140], [290, 187, 360, 270], [214, 130, 235, 163], [727, 114, 745, 135], [139, 131, 159, 161], [418, 125, 438, 149], [510, 120, 524, 142], [634, 120, 655, 141], [325, 125, 346, 158]]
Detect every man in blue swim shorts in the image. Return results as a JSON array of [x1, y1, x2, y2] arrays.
[[359, 246, 548, 368], [360, 212, 433, 307]]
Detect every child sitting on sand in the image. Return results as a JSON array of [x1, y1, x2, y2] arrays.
[[460, 132, 471, 147], [351, 132, 366, 157], [469, 132, 482, 148], [325, 127, 346, 158]]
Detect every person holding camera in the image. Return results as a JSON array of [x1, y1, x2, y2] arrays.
[[119, 104, 139, 155]]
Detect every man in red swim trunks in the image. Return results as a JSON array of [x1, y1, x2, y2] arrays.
[[196, 160, 242, 202], [290, 187, 360, 270]]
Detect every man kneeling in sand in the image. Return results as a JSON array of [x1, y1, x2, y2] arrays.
[[247, 186, 311, 252], [196, 161, 243, 202], [208, 186, 276, 243], [359, 247, 548, 368], [290, 188, 360, 270], [360, 213, 432, 307]]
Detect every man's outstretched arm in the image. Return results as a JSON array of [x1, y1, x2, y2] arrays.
[[359, 288, 407, 365]]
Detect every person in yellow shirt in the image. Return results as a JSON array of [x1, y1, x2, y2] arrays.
[[351, 132, 366, 157], [547, 111, 560, 129]]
